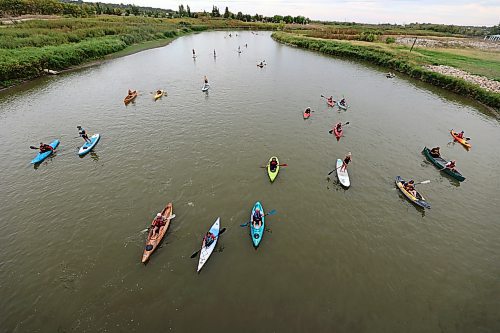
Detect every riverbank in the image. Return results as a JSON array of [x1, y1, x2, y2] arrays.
[[271, 31, 500, 111], [0, 16, 277, 90]]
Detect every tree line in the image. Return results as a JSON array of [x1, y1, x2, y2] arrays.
[[0, 1, 310, 24]]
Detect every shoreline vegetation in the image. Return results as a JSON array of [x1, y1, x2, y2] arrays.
[[271, 31, 500, 110], [0, 9, 498, 111]]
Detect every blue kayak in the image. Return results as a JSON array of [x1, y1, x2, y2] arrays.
[[78, 134, 100, 156], [250, 201, 265, 248], [31, 139, 59, 164]]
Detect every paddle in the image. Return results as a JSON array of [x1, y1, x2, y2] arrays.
[[240, 209, 277, 227], [260, 164, 287, 168], [328, 122, 350, 134], [141, 214, 176, 233], [190, 228, 227, 258], [29, 146, 38, 149], [392, 180, 430, 189]]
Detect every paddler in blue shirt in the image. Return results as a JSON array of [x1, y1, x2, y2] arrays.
[[77, 126, 91, 143]]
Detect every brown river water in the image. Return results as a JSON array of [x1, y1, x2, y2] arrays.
[[0, 31, 499, 332]]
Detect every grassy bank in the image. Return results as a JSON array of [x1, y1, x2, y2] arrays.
[[0, 16, 277, 88], [272, 31, 500, 110]]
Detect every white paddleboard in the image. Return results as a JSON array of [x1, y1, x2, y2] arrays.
[[78, 134, 100, 156], [197, 217, 220, 272], [336, 158, 350, 188]]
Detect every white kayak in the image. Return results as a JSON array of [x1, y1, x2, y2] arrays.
[[336, 158, 350, 188], [78, 134, 100, 156], [197, 217, 220, 273], [201, 83, 210, 92]]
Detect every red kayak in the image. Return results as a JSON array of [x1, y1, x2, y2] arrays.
[[333, 123, 343, 140], [327, 99, 335, 107]]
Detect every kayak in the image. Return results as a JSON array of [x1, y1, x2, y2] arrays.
[[267, 156, 279, 183], [327, 100, 335, 107], [336, 158, 350, 188], [124, 91, 137, 105], [303, 111, 311, 119], [450, 130, 471, 149], [422, 147, 465, 182], [154, 90, 165, 100], [31, 139, 59, 164], [338, 102, 348, 110], [202, 83, 210, 92], [78, 134, 100, 156], [395, 176, 431, 209], [250, 201, 265, 248], [197, 217, 220, 272], [333, 123, 343, 140], [142, 202, 173, 263]]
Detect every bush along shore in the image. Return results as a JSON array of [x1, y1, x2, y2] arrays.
[[271, 31, 500, 110], [0, 17, 209, 88]]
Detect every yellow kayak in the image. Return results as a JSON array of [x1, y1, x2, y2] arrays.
[[154, 90, 165, 101], [450, 130, 471, 149]]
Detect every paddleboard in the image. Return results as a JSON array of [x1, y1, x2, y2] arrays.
[[202, 83, 210, 92], [336, 158, 350, 188], [78, 134, 100, 156]]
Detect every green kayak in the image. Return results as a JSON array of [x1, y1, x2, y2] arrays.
[[267, 156, 279, 182], [422, 147, 465, 182]]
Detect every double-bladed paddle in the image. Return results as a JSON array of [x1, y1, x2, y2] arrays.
[[328, 122, 350, 134], [260, 164, 287, 168], [190, 227, 227, 258], [140, 214, 176, 233], [240, 209, 277, 227]]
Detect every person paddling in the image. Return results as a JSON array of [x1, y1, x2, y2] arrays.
[[340, 98, 346, 106], [204, 75, 209, 84], [334, 122, 342, 133], [192, 49, 196, 57], [151, 213, 166, 236], [340, 152, 352, 172], [304, 107, 311, 115], [327, 96, 334, 104], [430, 146, 440, 157], [203, 231, 216, 247], [403, 179, 417, 197], [456, 131, 465, 139], [38, 142, 54, 153], [214, 49, 216, 57], [269, 157, 278, 172], [77, 126, 91, 143], [252, 208, 263, 229], [445, 160, 457, 173]]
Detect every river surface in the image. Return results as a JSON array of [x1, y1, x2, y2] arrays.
[[1, 31, 499, 332]]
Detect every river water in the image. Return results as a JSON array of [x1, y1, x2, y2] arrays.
[[1, 31, 499, 332]]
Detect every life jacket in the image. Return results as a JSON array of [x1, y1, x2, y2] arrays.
[[40, 144, 52, 152], [447, 161, 456, 168], [253, 212, 262, 222]]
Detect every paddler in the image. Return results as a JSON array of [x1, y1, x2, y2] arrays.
[[204, 75, 209, 84], [327, 96, 334, 104], [151, 213, 166, 235], [269, 157, 278, 172], [252, 208, 263, 229], [340, 98, 346, 106], [77, 126, 91, 143], [203, 231, 216, 247], [38, 142, 54, 153], [304, 107, 311, 115], [430, 147, 440, 157], [456, 131, 465, 139], [334, 122, 342, 133], [192, 49, 196, 57], [340, 152, 351, 172], [445, 160, 457, 173], [403, 179, 417, 197]]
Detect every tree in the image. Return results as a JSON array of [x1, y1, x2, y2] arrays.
[[223, 6, 230, 18], [236, 11, 243, 21], [186, 5, 191, 17], [283, 15, 293, 24]]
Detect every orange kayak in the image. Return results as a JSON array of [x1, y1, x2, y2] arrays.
[[124, 91, 137, 105], [142, 202, 173, 263], [450, 130, 471, 149]]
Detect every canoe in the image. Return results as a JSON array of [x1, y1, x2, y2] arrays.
[[395, 176, 430, 209], [142, 202, 173, 263], [336, 158, 350, 188], [450, 130, 471, 149], [154, 90, 164, 100], [338, 102, 348, 110], [267, 156, 279, 183], [31, 139, 59, 164], [202, 83, 210, 92], [422, 147, 465, 182], [333, 123, 343, 140], [327, 100, 335, 107], [197, 217, 220, 272], [124, 91, 137, 105], [303, 111, 311, 119], [78, 134, 100, 156], [250, 201, 265, 248]]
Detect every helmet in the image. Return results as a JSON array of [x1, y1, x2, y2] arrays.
[[77, 125, 81, 129], [156, 213, 162, 217]]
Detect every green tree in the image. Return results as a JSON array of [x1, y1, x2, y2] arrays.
[[223, 6, 230, 18]]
